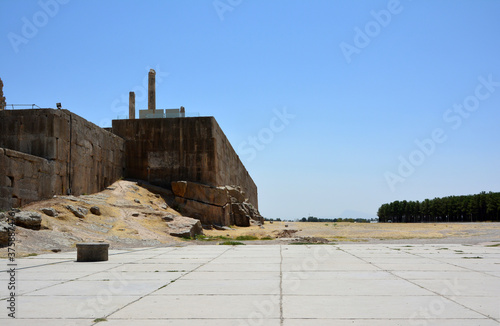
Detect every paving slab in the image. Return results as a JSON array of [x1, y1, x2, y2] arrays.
[[109, 294, 281, 319], [283, 319, 499, 325], [153, 279, 279, 295], [283, 295, 485, 319], [1, 244, 499, 325], [104, 319, 281, 326]]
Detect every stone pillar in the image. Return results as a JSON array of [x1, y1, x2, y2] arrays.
[[129, 91, 135, 119], [148, 69, 156, 112], [180, 106, 185, 117]]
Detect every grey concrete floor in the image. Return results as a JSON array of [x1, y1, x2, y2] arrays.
[[1, 244, 499, 325]]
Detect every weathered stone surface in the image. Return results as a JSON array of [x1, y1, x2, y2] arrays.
[[0, 221, 11, 245], [171, 180, 263, 227], [162, 213, 176, 222], [66, 205, 87, 218], [14, 211, 42, 230], [112, 117, 258, 207], [245, 202, 264, 224], [172, 181, 229, 207], [129, 91, 135, 119], [76, 243, 109, 262], [40, 207, 58, 217], [148, 69, 156, 111], [213, 224, 233, 231], [231, 203, 251, 227], [226, 185, 246, 203], [167, 216, 203, 239], [0, 109, 125, 211], [0, 148, 55, 210], [90, 206, 101, 215], [174, 197, 231, 226]]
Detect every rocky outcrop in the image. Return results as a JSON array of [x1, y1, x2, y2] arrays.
[[0, 221, 11, 246], [171, 181, 263, 227], [65, 205, 88, 218], [90, 206, 101, 215], [14, 211, 42, 230], [167, 215, 203, 238], [40, 207, 58, 217]]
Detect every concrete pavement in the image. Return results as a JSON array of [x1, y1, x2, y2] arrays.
[[1, 244, 499, 325]]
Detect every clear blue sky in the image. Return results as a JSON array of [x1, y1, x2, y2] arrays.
[[2, 0, 500, 220]]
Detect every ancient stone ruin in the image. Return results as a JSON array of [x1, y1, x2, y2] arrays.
[[0, 72, 261, 227]]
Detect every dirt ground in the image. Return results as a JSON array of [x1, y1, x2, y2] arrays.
[[2, 180, 500, 258], [203, 221, 500, 245]]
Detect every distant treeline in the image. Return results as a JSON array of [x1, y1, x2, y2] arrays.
[[378, 191, 500, 223], [299, 216, 371, 223]]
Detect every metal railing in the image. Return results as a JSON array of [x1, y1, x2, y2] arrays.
[[3, 104, 42, 110]]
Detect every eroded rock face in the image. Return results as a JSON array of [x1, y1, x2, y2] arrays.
[[14, 211, 42, 230], [167, 215, 203, 238], [171, 181, 263, 227], [0, 221, 11, 246]]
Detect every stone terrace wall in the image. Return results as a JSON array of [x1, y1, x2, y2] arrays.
[[0, 148, 56, 209], [112, 117, 258, 208], [0, 109, 124, 209], [213, 119, 258, 208], [112, 117, 217, 188]]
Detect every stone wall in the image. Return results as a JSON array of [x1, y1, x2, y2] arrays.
[[213, 119, 258, 208], [0, 109, 125, 209], [0, 148, 56, 209], [112, 117, 258, 208], [0, 109, 257, 213]]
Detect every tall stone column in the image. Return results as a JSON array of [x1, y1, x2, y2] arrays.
[[148, 69, 156, 112], [129, 91, 135, 119]]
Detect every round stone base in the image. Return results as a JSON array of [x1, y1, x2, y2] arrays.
[[76, 243, 109, 262]]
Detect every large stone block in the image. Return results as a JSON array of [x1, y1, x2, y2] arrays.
[[14, 211, 42, 230], [174, 197, 231, 226], [76, 243, 109, 262], [167, 215, 203, 239], [171, 181, 229, 207]]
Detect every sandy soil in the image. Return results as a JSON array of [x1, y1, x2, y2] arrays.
[[0, 180, 186, 258], [2, 180, 499, 258], [203, 221, 500, 245]]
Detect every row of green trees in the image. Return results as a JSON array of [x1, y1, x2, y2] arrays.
[[299, 216, 371, 223], [378, 191, 500, 223]]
